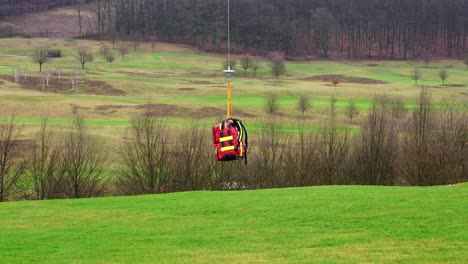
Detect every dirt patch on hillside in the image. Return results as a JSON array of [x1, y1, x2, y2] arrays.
[[366, 64, 379, 67], [299, 74, 387, 84], [191, 107, 257, 119], [179, 88, 196, 91], [0, 80, 4, 86], [1, 75, 125, 96], [186, 80, 215, 85], [95, 105, 132, 111], [117, 71, 177, 78], [136, 104, 186, 118], [95, 103, 257, 119]]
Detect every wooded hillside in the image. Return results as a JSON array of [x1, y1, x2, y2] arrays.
[[95, 0, 468, 58], [0, 0, 89, 18]]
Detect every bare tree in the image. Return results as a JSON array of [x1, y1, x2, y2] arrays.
[[390, 96, 408, 119], [269, 56, 286, 79], [75, 47, 94, 69], [77, 5, 82, 38], [41, 74, 47, 93], [0, 117, 28, 202], [264, 94, 280, 115], [117, 112, 172, 195], [316, 97, 350, 184], [297, 95, 311, 115], [423, 52, 432, 68], [30, 118, 62, 200], [346, 99, 359, 120], [56, 67, 62, 82], [105, 51, 115, 67], [352, 96, 398, 185], [310, 7, 337, 57], [464, 57, 468, 69], [439, 69, 448, 85], [411, 68, 422, 85], [32, 47, 48, 72], [240, 54, 252, 74], [119, 45, 129, 60], [252, 59, 260, 78], [13, 67, 20, 86], [223, 58, 237, 70], [331, 79, 340, 89], [60, 114, 107, 198], [70, 71, 79, 93], [171, 126, 211, 192], [45, 67, 51, 86]]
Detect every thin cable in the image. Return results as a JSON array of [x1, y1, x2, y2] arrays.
[[227, 0, 230, 70]]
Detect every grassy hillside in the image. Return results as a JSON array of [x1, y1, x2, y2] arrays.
[[0, 184, 466, 263], [0, 37, 467, 139]]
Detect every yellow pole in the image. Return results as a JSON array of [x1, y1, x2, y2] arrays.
[[227, 80, 232, 118]]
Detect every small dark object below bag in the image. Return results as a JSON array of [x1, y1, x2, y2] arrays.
[[212, 118, 248, 165]]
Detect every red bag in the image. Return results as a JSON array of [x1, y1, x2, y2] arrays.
[[212, 118, 248, 164]]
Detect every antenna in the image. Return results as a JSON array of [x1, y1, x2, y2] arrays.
[[224, 0, 235, 77], [223, 0, 234, 118]]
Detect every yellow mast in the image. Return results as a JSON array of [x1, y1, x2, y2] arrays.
[[224, 0, 234, 119]]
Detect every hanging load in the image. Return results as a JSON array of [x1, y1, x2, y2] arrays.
[[212, 118, 248, 165]]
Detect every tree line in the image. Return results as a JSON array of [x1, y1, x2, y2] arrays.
[[0, 0, 89, 18], [94, 0, 468, 58], [1, 88, 466, 202]]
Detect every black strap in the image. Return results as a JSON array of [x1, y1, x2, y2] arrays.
[[232, 118, 248, 166]]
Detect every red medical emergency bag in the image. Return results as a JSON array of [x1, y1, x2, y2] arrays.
[[212, 118, 248, 165]]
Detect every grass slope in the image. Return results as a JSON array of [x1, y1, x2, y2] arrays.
[[1, 184, 467, 263]]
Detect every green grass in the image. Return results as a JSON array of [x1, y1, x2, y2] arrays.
[[0, 184, 466, 263], [0, 37, 467, 139]]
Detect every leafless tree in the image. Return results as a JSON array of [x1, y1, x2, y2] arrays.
[[269, 56, 286, 79], [119, 45, 129, 60], [70, 71, 79, 93], [283, 127, 319, 187], [240, 54, 252, 74], [41, 74, 47, 92], [389, 96, 408, 119], [331, 79, 340, 89], [45, 67, 51, 86], [0, 116, 28, 202], [13, 67, 20, 86], [77, 5, 82, 38], [346, 99, 359, 120], [29, 118, 62, 200], [411, 68, 422, 85], [439, 69, 448, 85], [32, 47, 48, 72], [252, 59, 260, 78], [60, 114, 107, 198], [264, 93, 280, 115], [352, 96, 398, 185], [117, 112, 172, 195], [105, 51, 115, 67], [316, 97, 351, 185], [297, 95, 311, 115], [171, 126, 211, 191], [150, 37, 157, 52], [56, 67, 62, 82], [250, 120, 288, 188], [223, 58, 237, 70], [423, 51, 432, 68], [75, 46, 94, 69]]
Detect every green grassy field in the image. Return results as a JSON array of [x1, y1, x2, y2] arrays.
[[0, 184, 466, 263], [0, 37, 467, 138]]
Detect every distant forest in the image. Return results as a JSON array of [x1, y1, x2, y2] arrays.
[[0, 0, 89, 17], [92, 0, 468, 59], [2, 0, 468, 58]]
